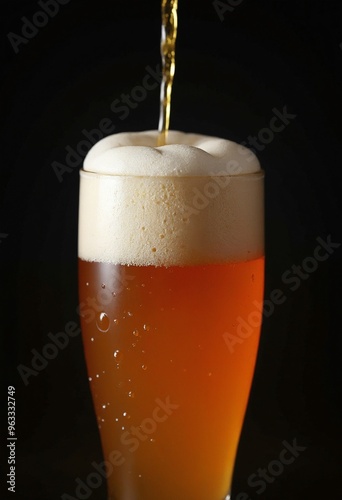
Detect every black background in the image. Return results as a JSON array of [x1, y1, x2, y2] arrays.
[[1, 0, 342, 499]]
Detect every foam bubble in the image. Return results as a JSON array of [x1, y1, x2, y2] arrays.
[[79, 130, 264, 266]]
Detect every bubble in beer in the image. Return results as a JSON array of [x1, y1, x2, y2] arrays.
[[128, 311, 133, 317], [114, 318, 119, 325], [128, 391, 135, 398], [143, 324, 150, 331], [96, 312, 110, 332], [114, 350, 124, 368], [101, 283, 105, 289], [102, 404, 107, 409], [133, 329, 140, 337], [142, 364, 147, 371]]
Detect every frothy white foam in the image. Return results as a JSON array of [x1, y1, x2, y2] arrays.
[[84, 130, 260, 176], [79, 130, 264, 266]]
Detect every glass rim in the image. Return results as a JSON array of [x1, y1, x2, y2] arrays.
[[79, 168, 265, 180]]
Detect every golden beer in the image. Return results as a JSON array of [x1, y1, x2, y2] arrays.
[[78, 130, 264, 499]]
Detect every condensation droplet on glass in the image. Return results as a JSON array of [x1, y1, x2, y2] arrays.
[[142, 364, 147, 371], [208, 372, 212, 377], [102, 404, 106, 409], [121, 426, 125, 431], [86, 282, 89, 286], [96, 374, 100, 378], [251, 274, 255, 282], [143, 324, 150, 331], [141, 283, 145, 287], [113, 318, 119, 325], [112, 292, 116, 297], [150, 438, 155, 443], [114, 350, 123, 368], [96, 312, 110, 332], [115, 418, 119, 422], [128, 311, 133, 317], [88, 377, 92, 382], [132, 342, 136, 348], [138, 474, 142, 478], [128, 391, 135, 398], [90, 337, 94, 342], [133, 329, 139, 337], [101, 418, 105, 422]]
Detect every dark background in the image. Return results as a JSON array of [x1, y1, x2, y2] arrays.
[[1, 0, 342, 499]]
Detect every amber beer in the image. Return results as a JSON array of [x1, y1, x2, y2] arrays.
[[78, 130, 264, 500]]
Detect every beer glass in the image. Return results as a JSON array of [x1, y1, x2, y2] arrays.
[[78, 131, 264, 500]]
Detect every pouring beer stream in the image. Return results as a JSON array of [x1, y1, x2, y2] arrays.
[[158, 0, 178, 146]]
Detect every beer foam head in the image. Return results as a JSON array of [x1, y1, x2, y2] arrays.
[[79, 130, 264, 266], [83, 130, 260, 176]]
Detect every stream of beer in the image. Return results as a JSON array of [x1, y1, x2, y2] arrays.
[[158, 0, 178, 146]]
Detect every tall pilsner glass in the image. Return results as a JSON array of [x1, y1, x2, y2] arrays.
[[78, 130, 264, 500]]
